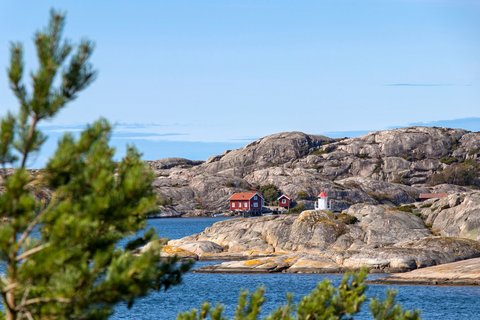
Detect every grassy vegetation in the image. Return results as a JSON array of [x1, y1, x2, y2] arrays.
[[157, 194, 174, 206], [336, 213, 359, 225], [440, 156, 458, 165], [311, 148, 328, 156], [429, 159, 480, 187], [393, 204, 416, 213], [287, 202, 305, 214], [391, 204, 424, 218]]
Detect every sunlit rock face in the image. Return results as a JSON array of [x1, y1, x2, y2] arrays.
[[147, 127, 480, 216]]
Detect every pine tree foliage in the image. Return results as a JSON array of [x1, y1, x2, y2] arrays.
[[0, 10, 190, 320], [370, 290, 420, 320], [177, 271, 420, 320]]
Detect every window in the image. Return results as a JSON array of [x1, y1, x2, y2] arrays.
[[282, 199, 286, 204], [253, 202, 258, 208], [254, 196, 257, 200], [232, 202, 235, 208], [244, 202, 248, 208]]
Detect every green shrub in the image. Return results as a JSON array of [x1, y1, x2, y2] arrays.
[[336, 213, 359, 225], [324, 145, 337, 153], [429, 160, 480, 187], [259, 184, 282, 205], [287, 202, 305, 214], [394, 204, 416, 213], [311, 148, 328, 156], [297, 190, 310, 200], [157, 194, 174, 206], [440, 156, 457, 165]]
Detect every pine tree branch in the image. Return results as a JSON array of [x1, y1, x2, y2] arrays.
[[16, 243, 48, 261], [2, 279, 18, 320], [18, 296, 71, 308], [21, 310, 34, 320], [19, 286, 30, 309], [16, 209, 47, 250], [0, 291, 16, 319], [2, 281, 18, 293], [19, 114, 39, 169]]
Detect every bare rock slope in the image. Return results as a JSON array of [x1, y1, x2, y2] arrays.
[[149, 127, 480, 215], [417, 192, 480, 241]]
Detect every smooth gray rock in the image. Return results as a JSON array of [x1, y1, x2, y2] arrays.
[[418, 192, 480, 241]]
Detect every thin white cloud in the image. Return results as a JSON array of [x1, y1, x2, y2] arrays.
[[385, 83, 456, 87]]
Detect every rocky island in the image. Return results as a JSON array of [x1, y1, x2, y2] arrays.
[[148, 126, 479, 216], [150, 192, 480, 275], [142, 126, 480, 282]]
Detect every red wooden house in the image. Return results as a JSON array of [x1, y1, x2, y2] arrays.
[[229, 191, 264, 213], [277, 194, 292, 209]]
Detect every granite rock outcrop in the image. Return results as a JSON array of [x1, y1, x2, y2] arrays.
[[148, 127, 480, 215], [159, 201, 480, 273]]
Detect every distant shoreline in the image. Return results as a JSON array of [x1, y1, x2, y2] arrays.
[[368, 278, 480, 286]]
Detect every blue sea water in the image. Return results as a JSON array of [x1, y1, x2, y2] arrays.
[[113, 218, 480, 320]]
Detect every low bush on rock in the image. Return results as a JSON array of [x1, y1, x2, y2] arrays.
[[336, 213, 359, 225], [439, 156, 458, 165], [259, 184, 282, 205], [393, 205, 416, 213], [429, 160, 480, 187], [287, 203, 305, 214]]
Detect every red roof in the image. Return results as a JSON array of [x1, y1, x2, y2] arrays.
[[318, 191, 328, 198], [419, 193, 448, 199], [277, 194, 291, 201], [229, 192, 262, 201]]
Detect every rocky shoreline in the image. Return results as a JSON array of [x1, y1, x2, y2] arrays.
[[141, 192, 480, 282], [371, 257, 480, 286], [136, 127, 480, 283], [193, 255, 480, 286]]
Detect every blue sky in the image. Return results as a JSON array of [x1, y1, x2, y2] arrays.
[[0, 1, 479, 165]]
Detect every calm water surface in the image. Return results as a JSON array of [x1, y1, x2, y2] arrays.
[[113, 218, 480, 319]]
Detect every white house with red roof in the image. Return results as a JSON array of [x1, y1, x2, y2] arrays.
[[314, 191, 330, 210], [229, 191, 264, 213]]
